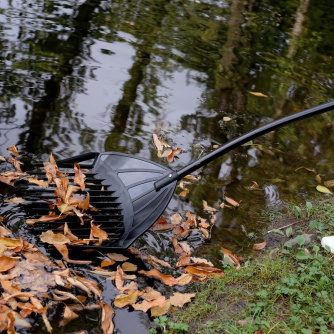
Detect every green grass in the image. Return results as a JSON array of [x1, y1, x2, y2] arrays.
[[163, 198, 334, 334]]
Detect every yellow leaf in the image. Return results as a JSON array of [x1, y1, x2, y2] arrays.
[[248, 91, 268, 98], [150, 300, 170, 317], [316, 185, 332, 194], [114, 291, 139, 308], [0, 237, 22, 248]]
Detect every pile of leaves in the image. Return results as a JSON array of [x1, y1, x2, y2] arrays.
[[0, 144, 248, 333]]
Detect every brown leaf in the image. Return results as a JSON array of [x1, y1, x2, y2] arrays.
[[0, 237, 22, 248], [132, 296, 166, 313], [76, 276, 102, 299], [171, 213, 183, 225], [100, 302, 115, 334], [114, 291, 139, 308], [73, 162, 86, 191], [176, 255, 191, 267], [251, 181, 260, 189], [324, 179, 334, 188], [5, 197, 25, 204], [185, 265, 225, 279], [0, 226, 11, 237], [221, 247, 240, 269], [107, 253, 129, 262], [121, 262, 138, 272], [101, 258, 116, 267], [153, 218, 174, 231], [224, 195, 240, 207], [143, 269, 178, 286], [176, 273, 193, 286], [40, 230, 70, 245], [170, 292, 196, 308], [24, 176, 49, 188], [140, 287, 163, 301], [253, 241, 266, 250], [0, 255, 19, 272], [54, 244, 92, 264], [8, 145, 20, 157], [59, 306, 79, 327], [179, 189, 189, 197], [115, 265, 125, 292], [167, 148, 182, 163], [150, 300, 171, 317], [202, 200, 217, 214], [153, 134, 164, 152], [90, 222, 108, 240]]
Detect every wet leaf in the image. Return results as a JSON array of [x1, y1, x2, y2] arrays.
[[0, 237, 22, 248], [253, 241, 267, 250], [8, 145, 20, 157], [224, 195, 240, 207], [185, 265, 225, 278], [316, 185, 332, 194], [153, 134, 164, 152], [54, 244, 92, 264], [101, 258, 116, 267], [150, 300, 171, 317], [295, 166, 317, 174], [100, 302, 115, 334], [114, 291, 139, 308], [75, 276, 102, 299], [190, 257, 214, 267], [176, 273, 193, 286], [40, 230, 71, 245], [90, 222, 108, 240], [0, 255, 19, 272], [142, 269, 178, 286], [115, 265, 125, 292], [74, 162, 86, 191], [170, 292, 196, 308], [167, 148, 182, 163], [171, 213, 183, 225], [248, 91, 268, 98], [107, 253, 129, 262], [59, 306, 79, 327], [24, 176, 49, 188], [0, 226, 11, 237], [251, 181, 260, 189], [121, 262, 138, 272], [179, 189, 190, 197], [324, 179, 334, 188], [202, 200, 217, 214], [176, 255, 191, 267], [140, 287, 163, 301], [221, 247, 240, 269], [153, 218, 174, 231], [5, 197, 25, 203], [315, 174, 322, 184], [132, 296, 166, 313]]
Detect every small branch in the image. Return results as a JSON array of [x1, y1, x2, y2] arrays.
[[267, 219, 304, 233]]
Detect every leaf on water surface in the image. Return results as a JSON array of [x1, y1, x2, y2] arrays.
[[202, 200, 217, 214], [170, 292, 196, 308], [107, 252, 129, 262], [53, 244, 92, 264], [316, 185, 332, 194], [59, 306, 79, 327], [253, 241, 267, 250], [179, 189, 190, 197], [248, 91, 268, 98], [185, 265, 225, 279], [7, 145, 20, 157], [140, 269, 178, 286], [114, 291, 139, 308], [153, 134, 164, 152], [100, 302, 115, 334], [40, 230, 71, 245], [140, 287, 163, 301], [75, 276, 102, 299], [153, 217, 174, 231], [0, 226, 11, 237], [115, 265, 125, 292], [121, 262, 138, 272], [101, 258, 115, 267], [251, 181, 260, 189], [167, 148, 182, 163], [224, 195, 240, 207], [132, 296, 166, 313]]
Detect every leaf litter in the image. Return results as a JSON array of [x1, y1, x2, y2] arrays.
[[0, 146, 244, 332]]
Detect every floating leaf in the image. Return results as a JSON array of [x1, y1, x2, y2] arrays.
[[59, 306, 79, 327], [101, 258, 116, 267], [142, 269, 178, 286], [324, 179, 334, 188], [100, 302, 115, 334], [316, 185, 332, 194], [150, 300, 171, 317], [132, 296, 166, 313], [202, 200, 217, 214], [7, 145, 20, 157], [121, 262, 138, 272], [152, 134, 163, 152], [107, 253, 129, 262], [114, 291, 139, 308]]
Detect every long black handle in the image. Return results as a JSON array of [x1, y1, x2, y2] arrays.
[[154, 101, 334, 191]]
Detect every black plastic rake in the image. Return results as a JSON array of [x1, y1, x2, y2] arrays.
[[25, 101, 334, 250]]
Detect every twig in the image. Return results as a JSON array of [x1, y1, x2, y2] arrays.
[[267, 219, 304, 233]]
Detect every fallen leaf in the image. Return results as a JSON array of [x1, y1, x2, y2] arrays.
[[295, 166, 317, 174], [224, 195, 240, 207], [114, 291, 139, 308], [140, 287, 163, 301], [40, 230, 70, 245], [132, 296, 166, 313], [253, 241, 266, 250], [121, 262, 138, 272], [222, 116, 231, 122], [24, 176, 49, 188], [167, 148, 181, 163], [324, 179, 334, 188], [0, 237, 22, 248], [176, 273, 193, 286], [171, 213, 183, 225], [90, 222, 108, 240], [75, 276, 102, 299], [251, 181, 260, 189], [54, 244, 92, 264], [8, 145, 20, 157], [115, 265, 125, 292], [153, 134, 163, 152], [185, 265, 225, 279], [74, 163, 86, 191], [59, 306, 79, 326], [100, 302, 115, 334], [107, 253, 129, 262], [170, 292, 196, 308], [142, 269, 178, 286], [101, 258, 116, 267], [4, 197, 25, 203], [221, 247, 240, 269], [316, 185, 332, 194], [202, 200, 217, 214], [0, 255, 19, 272], [179, 189, 190, 197], [248, 91, 268, 98], [150, 300, 171, 317]]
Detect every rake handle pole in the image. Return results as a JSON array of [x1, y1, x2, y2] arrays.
[[154, 101, 334, 191]]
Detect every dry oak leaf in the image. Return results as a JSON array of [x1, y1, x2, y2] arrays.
[[114, 291, 139, 308], [253, 241, 267, 250], [170, 292, 196, 308]]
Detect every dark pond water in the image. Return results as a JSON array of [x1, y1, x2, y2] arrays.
[[1, 0, 334, 332]]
